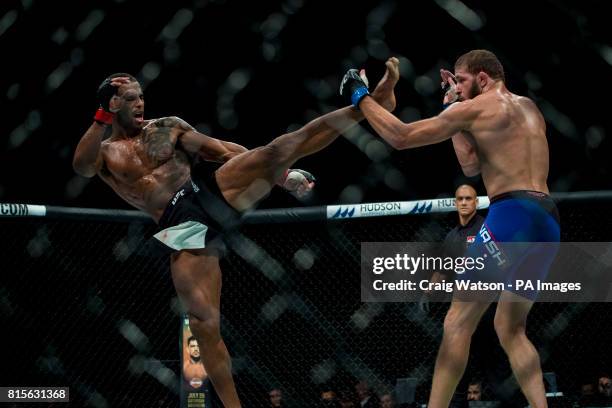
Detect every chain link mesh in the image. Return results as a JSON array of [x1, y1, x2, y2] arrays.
[[1, 199, 611, 407]]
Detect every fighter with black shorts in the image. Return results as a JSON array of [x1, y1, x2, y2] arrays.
[[73, 62, 399, 407]]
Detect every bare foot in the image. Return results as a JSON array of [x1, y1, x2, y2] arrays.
[[371, 57, 400, 111]]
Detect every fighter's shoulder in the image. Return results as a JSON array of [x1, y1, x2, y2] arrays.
[[97, 139, 121, 175], [100, 136, 120, 151], [441, 98, 482, 120], [472, 91, 518, 116], [145, 116, 194, 130], [472, 90, 502, 106], [515, 95, 540, 112], [510, 95, 546, 121]]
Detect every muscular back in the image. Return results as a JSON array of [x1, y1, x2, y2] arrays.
[[98, 117, 192, 220], [465, 90, 550, 197]]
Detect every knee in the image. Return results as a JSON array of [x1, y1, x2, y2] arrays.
[[189, 314, 222, 344], [442, 313, 475, 342], [251, 144, 290, 177], [260, 142, 283, 162], [266, 134, 297, 165], [494, 315, 525, 349]]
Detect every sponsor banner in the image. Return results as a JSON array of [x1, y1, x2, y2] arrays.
[[361, 242, 612, 302], [0, 204, 46, 217], [327, 196, 491, 219], [180, 315, 212, 408]]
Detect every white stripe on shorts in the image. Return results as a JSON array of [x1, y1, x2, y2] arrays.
[[153, 221, 208, 251]]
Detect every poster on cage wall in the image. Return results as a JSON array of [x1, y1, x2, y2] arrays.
[[180, 314, 212, 408]]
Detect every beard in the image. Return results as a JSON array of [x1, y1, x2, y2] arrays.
[[116, 110, 130, 127], [468, 80, 482, 99], [116, 109, 141, 131], [190, 355, 201, 363]]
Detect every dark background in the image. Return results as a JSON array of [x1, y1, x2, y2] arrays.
[[1, 1, 611, 407], [1, 0, 610, 209]]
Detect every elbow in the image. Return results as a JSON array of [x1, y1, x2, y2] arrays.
[[386, 125, 413, 150], [461, 163, 481, 177], [390, 134, 419, 150], [456, 147, 481, 177], [227, 144, 248, 159], [72, 158, 96, 178], [220, 152, 238, 163], [389, 136, 408, 150]]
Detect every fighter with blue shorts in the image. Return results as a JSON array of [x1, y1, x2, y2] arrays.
[[461, 190, 561, 301], [344, 50, 558, 407]]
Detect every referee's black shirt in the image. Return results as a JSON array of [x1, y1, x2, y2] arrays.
[[442, 213, 485, 260]]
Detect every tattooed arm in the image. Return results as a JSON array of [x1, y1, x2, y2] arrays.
[[165, 117, 248, 163]]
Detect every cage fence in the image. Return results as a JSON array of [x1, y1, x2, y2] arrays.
[[1, 194, 611, 407]]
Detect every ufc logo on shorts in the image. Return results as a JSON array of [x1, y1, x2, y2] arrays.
[[172, 189, 185, 206]]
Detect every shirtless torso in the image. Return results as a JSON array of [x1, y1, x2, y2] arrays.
[[73, 63, 400, 408], [451, 86, 550, 197], [98, 117, 192, 220], [358, 62, 550, 199], [354, 53, 558, 408]]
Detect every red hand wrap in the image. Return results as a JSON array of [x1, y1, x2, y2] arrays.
[[94, 108, 114, 125]]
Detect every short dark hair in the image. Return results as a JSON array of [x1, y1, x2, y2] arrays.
[[107, 72, 138, 82], [455, 50, 505, 81], [187, 336, 197, 345]]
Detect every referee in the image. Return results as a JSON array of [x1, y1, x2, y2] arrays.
[[419, 184, 485, 312]]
